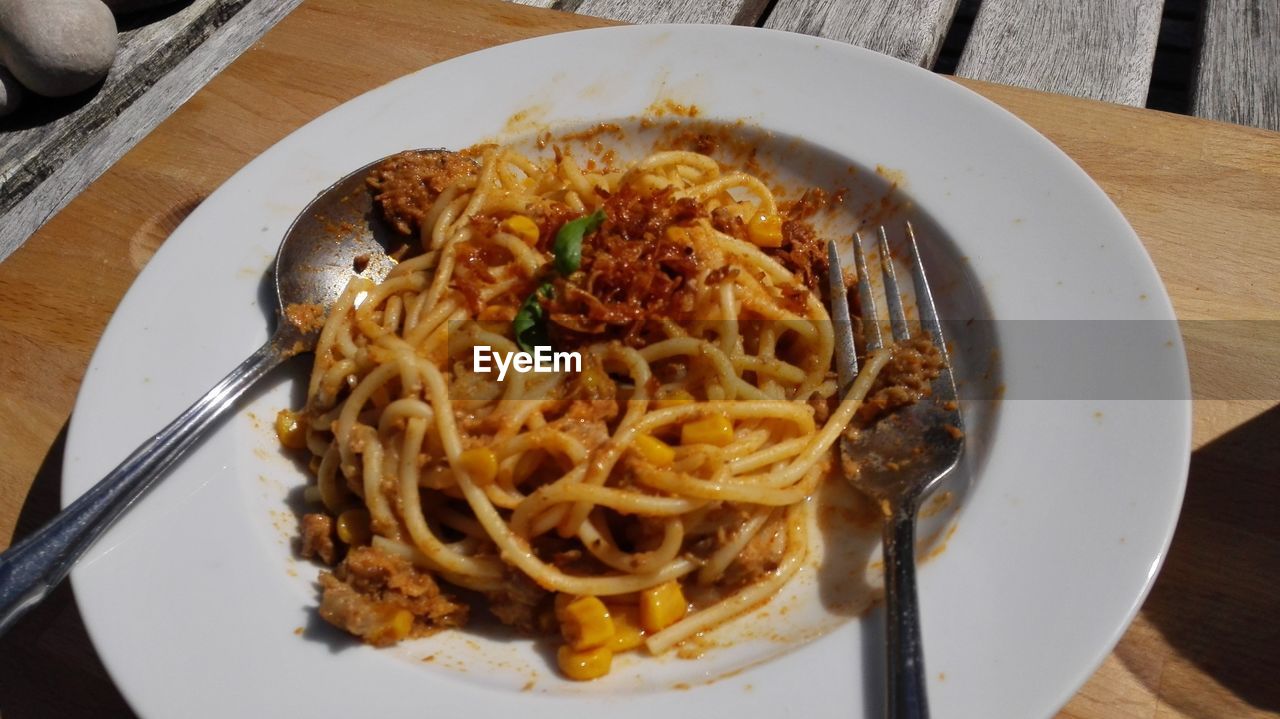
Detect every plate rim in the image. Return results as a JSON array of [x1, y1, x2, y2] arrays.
[[61, 22, 1192, 719]]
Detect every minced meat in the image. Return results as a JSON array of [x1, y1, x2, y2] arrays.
[[366, 149, 482, 236], [857, 335, 945, 422], [300, 513, 336, 565], [318, 546, 468, 646]]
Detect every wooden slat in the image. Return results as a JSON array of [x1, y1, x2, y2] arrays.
[[956, 0, 1164, 107], [0, 0, 300, 261], [1, 2, 1280, 718], [763, 0, 962, 66], [1194, 0, 1280, 131], [551, 0, 769, 25]]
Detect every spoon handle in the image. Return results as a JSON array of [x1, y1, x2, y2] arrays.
[[883, 503, 930, 719], [0, 335, 293, 635]]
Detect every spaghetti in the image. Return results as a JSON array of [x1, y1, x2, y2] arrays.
[[282, 141, 932, 679]]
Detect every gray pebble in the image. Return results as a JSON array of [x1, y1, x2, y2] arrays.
[[0, 64, 22, 117], [0, 0, 118, 97]]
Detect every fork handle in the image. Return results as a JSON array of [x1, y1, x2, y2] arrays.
[[0, 335, 292, 636], [883, 505, 930, 719]]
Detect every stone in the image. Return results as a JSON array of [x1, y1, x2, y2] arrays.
[[102, 0, 184, 13], [0, 64, 22, 117], [0, 0, 118, 97]]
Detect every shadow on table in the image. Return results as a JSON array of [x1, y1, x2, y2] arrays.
[[114, 0, 198, 33], [0, 84, 109, 133], [4, 407, 1272, 719], [1117, 405, 1280, 717], [0, 321, 307, 717], [0, 423, 136, 718]]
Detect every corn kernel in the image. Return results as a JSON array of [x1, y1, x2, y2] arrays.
[[557, 644, 613, 681], [664, 225, 690, 243], [607, 604, 645, 652], [275, 409, 307, 449], [336, 508, 372, 545], [640, 581, 687, 633], [747, 212, 784, 248], [655, 389, 695, 407], [388, 609, 414, 641], [501, 215, 540, 245], [722, 201, 754, 223], [456, 447, 498, 486], [561, 596, 615, 650], [681, 415, 735, 447], [632, 434, 676, 467], [554, 593, 577, 622]]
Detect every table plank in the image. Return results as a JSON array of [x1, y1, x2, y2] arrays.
[[1194, 0, 1280, 131], [763, 0, 962, 66], [0, 2, 1277, 718], [513, 0, 963, 63], [940, 83, 1280, 719], [0, 0, 239, 222], [0, 0, 301, 262], [514, 0, 767, 25], [956, 0, 1164, 106]]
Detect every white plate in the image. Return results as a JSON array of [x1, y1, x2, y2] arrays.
[[64, 25, 1190, 718]]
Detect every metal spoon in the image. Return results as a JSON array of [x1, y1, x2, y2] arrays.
[[0, 152, 411, 634]]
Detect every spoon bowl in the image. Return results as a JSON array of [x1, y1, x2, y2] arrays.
[[0, 150, 425, 635], [274, 155, 401, 318]]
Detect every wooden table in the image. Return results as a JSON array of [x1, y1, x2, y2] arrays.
[[0, 0, 301, 261], [523, 0, 1280, 133], [0, 0, 1277, 716], [6, 0, 1275, 263]]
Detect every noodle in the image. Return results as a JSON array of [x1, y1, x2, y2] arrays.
[[283, 141, 926, 680]]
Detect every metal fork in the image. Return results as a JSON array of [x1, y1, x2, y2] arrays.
[[826, 224, 964, 719]]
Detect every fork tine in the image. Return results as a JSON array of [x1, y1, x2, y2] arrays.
[[878, 226, 911, 341], [852, 231, 883, 351], [905, 222, 956, 384], [827, 240, 858, 395]]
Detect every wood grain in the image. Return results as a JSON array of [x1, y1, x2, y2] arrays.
[[552, 0, 769, 25], [956, 0, 1164, 106], [0, 1, 1277, 717], [0, 0, 301, 262], [1194, 0, 1280, 131], [515, 0, 962, 64], [763, 0, 962, 66]]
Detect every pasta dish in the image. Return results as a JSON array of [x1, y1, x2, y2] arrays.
[[277, 136, 942, 680]]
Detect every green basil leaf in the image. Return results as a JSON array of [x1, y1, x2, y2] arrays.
[[552, 208, 605, 276], [512, 282, 554, 353]]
